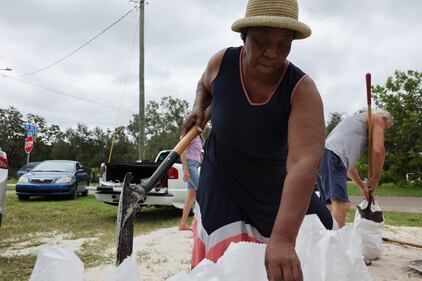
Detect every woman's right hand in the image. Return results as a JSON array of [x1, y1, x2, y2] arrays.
[[181, 106, 205, 137], [265, 236, 303, 281]]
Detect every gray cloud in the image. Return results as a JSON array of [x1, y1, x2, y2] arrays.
[[0, 0, 421, 130]]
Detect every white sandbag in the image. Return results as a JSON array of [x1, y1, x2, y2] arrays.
[[104, 256, 140, 281], [29, 246, 84, 281], [168, 214, 372, 281], [297, 215, 372, 281], [29, 246, 141, 281], [217, 242, 267, 280], [353, 200, 384, 260], [168, 258, 226, 281]]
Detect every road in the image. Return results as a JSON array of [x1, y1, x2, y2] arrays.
[[349, 195, 422, 213]]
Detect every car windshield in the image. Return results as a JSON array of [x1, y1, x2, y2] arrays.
[[21, 162, 40, 170], [32, 161, 75, 172]]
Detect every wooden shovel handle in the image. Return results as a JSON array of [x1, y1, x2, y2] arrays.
[[174, 106, 211, 155], [382, 237, 422, 249], [366, 73, 374, 205]]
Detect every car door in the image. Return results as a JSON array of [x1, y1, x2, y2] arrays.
[[75, 162, 88, 189]]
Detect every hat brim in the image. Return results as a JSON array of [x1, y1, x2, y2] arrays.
[[231, 16, 311, 39]]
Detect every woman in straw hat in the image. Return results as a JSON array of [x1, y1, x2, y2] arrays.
[[181, 0, 334, 280]]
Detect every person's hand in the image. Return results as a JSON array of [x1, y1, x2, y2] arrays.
[[367, 177, 379, 194], [183, 173, 189, 182], [181, 106, 205, 137], [358, 184, 369, 200], [265, 236, 303, 281]]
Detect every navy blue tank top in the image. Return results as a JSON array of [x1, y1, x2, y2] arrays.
[[197, 46, 307, 237]]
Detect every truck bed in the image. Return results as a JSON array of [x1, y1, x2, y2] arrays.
[[95, 150, 187, 209], [104, 162, 164, 184]]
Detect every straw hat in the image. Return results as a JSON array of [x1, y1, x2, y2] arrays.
[[231, 0, 311, 39]]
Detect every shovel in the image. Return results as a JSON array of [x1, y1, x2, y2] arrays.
[[116, 106, 211, 265], [356, 73, 383, 223]]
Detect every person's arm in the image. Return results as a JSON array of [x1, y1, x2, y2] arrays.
[[181, 151, 189, 182], [265, 76, 324, 281], [367, 114, 387, 194], [347, 166, 368, 199], [181, 49, 227, 136]]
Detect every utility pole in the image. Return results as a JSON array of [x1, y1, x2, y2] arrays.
[[138, 0, 145, 160]]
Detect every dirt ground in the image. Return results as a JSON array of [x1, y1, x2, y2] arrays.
[[83, 225, 422, 281]]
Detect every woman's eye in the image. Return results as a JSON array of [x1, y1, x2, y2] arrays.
[[253, 38, 265, 48], [278, 44, 288, 52]]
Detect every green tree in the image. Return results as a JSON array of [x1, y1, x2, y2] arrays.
[[0, 107, 26, 175], [91, 127, 113, 165], [325, 112, 343, 136], [108, 126, 137, 162], [372, 70, 422, 182], [128, 96, 190, 160], [51, 124, 118, 170]]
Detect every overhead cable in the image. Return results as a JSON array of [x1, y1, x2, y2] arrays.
[[2, 75, 134, 114], [16, 8, 136, 77]]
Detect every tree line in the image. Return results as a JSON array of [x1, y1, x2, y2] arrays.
[[1, 70, 420, 183], [0, 96, 191, 178]]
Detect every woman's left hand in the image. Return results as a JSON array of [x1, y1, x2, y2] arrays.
[[265, 237, 303, 281]]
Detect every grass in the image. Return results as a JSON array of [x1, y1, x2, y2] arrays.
[[0, 194, 183, 281], [7, 178, 17, 184], [347, 182, 422, 197], [6, 179, 17, 191]]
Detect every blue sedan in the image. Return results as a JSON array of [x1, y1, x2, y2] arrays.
[[16, 160, 90, 200]]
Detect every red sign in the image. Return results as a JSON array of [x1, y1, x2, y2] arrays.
[[25, 136, 34, 154]]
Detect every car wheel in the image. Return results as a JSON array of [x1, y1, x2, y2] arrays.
[[18, 195, 30, 201], [68, 185, 78, 200]]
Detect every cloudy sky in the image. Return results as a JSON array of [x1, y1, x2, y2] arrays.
[[1, 0, 421, 130]]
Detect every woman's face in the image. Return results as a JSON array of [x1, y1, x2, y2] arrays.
[[244, 27, 294, 75]]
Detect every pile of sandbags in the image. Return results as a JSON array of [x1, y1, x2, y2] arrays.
[[28, 215, 373, 281], [169, 215, 372, 281]]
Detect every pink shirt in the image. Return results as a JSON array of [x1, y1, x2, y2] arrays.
[[185, 136, 202, 162]]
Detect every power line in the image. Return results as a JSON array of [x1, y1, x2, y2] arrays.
[[2, 75, 135, 114], [114, 15, 140, 126], [16, 8, 136, 78]]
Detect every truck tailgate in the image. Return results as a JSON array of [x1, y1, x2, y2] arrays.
[[105, 162, 162, 184]]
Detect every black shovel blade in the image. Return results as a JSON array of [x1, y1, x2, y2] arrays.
[[356, 195, 384, 223], [116, 172, 144, 265], [356, 205, 384, 223]]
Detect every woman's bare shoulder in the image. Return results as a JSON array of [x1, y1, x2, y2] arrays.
[[203, 48, 229, 86]]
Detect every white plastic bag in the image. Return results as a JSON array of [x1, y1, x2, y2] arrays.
[[168, 215, 372, 281], [353, 200, 384, 260], [29, 246, 84, 281], [104, 256, 140, 281], [297, 215, 372, 281], [29, 246, 140, 281]]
